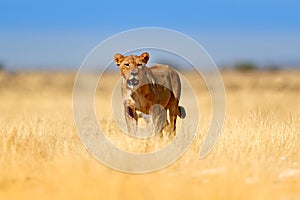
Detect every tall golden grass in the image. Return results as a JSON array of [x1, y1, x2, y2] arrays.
[[0, 70, 299, 200]]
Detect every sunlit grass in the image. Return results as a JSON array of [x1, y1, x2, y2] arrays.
[[0, 70, 299, 200]]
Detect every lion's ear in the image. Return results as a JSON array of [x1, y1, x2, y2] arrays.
[[140, 52, 149, 64], [114, 53, 125, 66]]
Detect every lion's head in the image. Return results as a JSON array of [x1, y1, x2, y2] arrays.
[[114, 52, 150, 89]]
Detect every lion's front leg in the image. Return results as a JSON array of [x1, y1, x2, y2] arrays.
[[124, 101, 138, 136]]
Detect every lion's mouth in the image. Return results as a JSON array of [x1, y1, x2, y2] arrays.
[[127, 78, 139, 87]]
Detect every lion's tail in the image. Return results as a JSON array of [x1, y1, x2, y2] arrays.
[[178, 106, 186, 119]]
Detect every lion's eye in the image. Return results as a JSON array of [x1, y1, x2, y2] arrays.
[[124, 63, 129, 66], [137, 64, 142, 67]]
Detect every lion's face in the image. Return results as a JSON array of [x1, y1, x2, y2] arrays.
[[114, 52, 149, 89]]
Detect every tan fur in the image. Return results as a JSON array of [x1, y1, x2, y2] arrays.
[[114, 52, 186, 135]]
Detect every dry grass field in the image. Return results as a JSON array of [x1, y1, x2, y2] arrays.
[[0, 69, 299, 200]]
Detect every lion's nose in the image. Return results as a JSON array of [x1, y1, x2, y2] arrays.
[[131, 72, 138, 77]]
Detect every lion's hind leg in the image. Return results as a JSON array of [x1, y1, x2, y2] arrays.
[[149, 104, 168, 135]]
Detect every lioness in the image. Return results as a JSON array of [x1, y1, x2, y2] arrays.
[[114, 52, 186, 135]]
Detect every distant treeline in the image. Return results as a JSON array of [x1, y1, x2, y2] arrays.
[[225, 62, 280, 71], [0, 61, 296, 72]]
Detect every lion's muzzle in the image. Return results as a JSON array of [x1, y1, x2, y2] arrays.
[[127, 72, 139, 88], [127, 78, 139, 87]]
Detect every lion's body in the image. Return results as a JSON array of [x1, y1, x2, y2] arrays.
[[114, 52, 185, 135], [130, 64, 182, 114]]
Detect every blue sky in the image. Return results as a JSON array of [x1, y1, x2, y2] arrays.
[[1, 0, 300, 70]]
